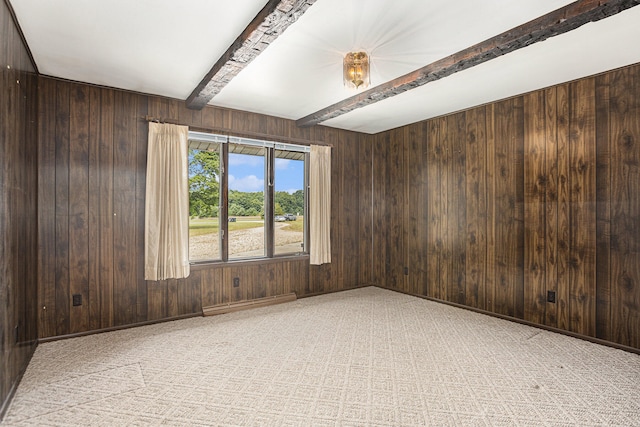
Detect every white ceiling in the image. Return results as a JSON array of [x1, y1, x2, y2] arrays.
[[10, 0, 640, 134]]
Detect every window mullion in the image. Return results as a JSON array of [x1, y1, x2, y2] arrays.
[[265, 147, 275, 258], [221, 142, 229, 261], [304, 152, 310, 254]]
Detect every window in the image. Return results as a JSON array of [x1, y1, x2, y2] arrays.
[[228, 145, 266, 259], [274, 149, 305, 255], [187, 132, 309, 262], [188, 137, 222, 262]]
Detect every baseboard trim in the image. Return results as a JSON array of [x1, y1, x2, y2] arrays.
[[381, 286, 640, 355], [297, 283, 373, 299], [38, 313, 202, 343], [37, 286, 372, 341], [0, 340, 37, 422], [203, 293, 297, 316]]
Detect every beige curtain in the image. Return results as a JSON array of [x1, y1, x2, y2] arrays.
[[310, 145, 331, 265], [144, 122, 190, 281]]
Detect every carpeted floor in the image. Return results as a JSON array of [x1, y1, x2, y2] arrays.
[[3, 286, 640, 426]]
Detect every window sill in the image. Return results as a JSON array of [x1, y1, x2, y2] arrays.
[[189, 253, 310, 271]]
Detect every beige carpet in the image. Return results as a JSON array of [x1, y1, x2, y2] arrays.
[[3, 287, 639, 426]]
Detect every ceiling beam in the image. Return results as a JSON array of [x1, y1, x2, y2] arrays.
[[186, 0, 316, 110], [296, 0, 640, 127]]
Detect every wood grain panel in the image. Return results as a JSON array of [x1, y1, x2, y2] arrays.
[[299, 258, 310, 296], [112, 91, 138, 326], [465, 107, 487, 310], [342, 132, 360, 289], [387, 128, 405, 290], [325, 128, 341, 293], [493, 98, 519, 317], [1, 0, 38, 416], [253, 264, 268, 300], [524, 91, 547, 325], [402, 127, 411, 294], [544, 87, 559, 328], [136, 96, 149, 322], [38, 78, 361, 340], [437, 117, 450, 301], [406, 123, 428, 296], [568, 78, 596, 337], [98, 88, 115, 329], [54, 80, 71, 336], [449, 112, 466, 305], [181, 271, 202, 315], [68, 85, 90, 333], [167, 279, 179, 317], [289, 259, 309, 296], [358, 134, 373, 286], [425, 119, 440, 299], [514, 97, 526, 320], [556, 84, 571, 331], [231, 266, 246, 302], [196, 259, 314, 309], [87, 86, 101, 331], [595, 74, 612, 341], [485, 105, 496, 312], [32, 62, 640, 353], [24, 72, 39, 345], [276, 262, 287, 296], [372, 133, 388, 287], [147, 282, 167, 321], [267, 262, 281, 297], [200, 268, 223, 307], [608, 67, 640, 348], [496, 96, 525, 318], [37, 74, 57, 339], [370, 64, 639, 350]]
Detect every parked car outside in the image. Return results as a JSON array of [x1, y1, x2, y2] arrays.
[[284, 213, 297, 221], [275, 215, 286, 222]]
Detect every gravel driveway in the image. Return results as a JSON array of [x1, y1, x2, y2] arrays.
[[190, 222, 303, 260]]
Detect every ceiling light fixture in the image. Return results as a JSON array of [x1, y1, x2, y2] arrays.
[[343, 51, 370, 90]]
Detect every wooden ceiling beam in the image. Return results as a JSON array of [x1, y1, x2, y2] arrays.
[[186, 0, 316, 110], [296, 0, 640, 127]]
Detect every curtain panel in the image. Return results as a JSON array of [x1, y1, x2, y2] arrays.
[[309, 145, 331, 265], [144, 122, 190, 281]]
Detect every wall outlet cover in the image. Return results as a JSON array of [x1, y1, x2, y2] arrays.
[[72, 294, 82, 306]]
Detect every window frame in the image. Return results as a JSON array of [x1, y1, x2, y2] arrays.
[[187, 131, 309, 264]]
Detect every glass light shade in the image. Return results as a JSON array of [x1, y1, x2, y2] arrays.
[[343, 51, 370, 90]]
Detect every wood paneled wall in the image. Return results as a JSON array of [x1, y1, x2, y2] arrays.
[[370, 63, 640, 350], [0, 0, 38, 417], [27, 39, 640, 354], [37, 77, 365, 339]]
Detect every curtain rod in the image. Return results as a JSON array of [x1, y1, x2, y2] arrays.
[[140, 115, 333, 148]]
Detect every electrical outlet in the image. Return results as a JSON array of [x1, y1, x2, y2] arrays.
[[233, 277, 240, 287], [72, 294, 82, 306], [547, 290, 556, 303]]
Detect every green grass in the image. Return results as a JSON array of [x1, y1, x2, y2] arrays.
[[279, 217, 304, 232], [190, 216, 305, 237], [189, 216, 265, 237], [230, 220, 265, 232], [189, 218, 219, 237]]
